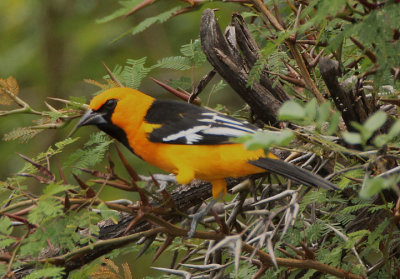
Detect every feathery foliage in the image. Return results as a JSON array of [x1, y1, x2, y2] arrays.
[[119, 57, 151, 89], [113, 6, 181, 42], [64, 132, 113, 172], [3, 127, 42, 143], [108, 39, 208, 93], [23, 267, 65, 279], [1, 1, 400, 278], [153, 56, 192, 71]]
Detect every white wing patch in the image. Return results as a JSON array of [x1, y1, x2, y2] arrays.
[[161, 112, 256, 144], [202, 127, 249, 137], [162, 125, 208, 144], [199, 112, 256, 133]]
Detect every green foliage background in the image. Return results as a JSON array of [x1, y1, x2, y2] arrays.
[[0, 1, 243, 184], [1, 0, 400, 278], [0, 1, 245, 278]]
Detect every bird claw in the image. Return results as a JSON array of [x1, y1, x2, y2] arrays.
[[187, 199, 217, 238]]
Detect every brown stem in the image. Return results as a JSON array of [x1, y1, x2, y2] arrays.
[[242, 242, 364, 279], [251, 0, 325, 103], [251, 0, 284, 31], [319, 57, 360, 131]]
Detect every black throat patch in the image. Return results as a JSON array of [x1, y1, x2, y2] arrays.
[[94, 99, 134, 153], [97, 123, 134, 153]]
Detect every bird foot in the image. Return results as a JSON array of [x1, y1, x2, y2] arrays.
[[187, 199, 217, 238]]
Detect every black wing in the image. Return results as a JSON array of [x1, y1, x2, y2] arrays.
[[145, 100, 258, 145]]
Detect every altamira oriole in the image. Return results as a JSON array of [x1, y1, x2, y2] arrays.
[[77, 87, 338, 198]]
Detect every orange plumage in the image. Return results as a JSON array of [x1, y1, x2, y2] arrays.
[[78, 87, 338, 198]]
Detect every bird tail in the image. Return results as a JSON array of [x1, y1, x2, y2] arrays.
[[249, 157, 339, 190]]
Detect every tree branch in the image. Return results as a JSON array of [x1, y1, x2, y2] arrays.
[[200, 9, 286, 124]]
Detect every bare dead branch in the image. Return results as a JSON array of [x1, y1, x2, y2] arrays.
[[200, 9, 288, 124]]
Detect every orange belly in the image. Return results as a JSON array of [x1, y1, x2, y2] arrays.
[[128, 126, 270, 184]]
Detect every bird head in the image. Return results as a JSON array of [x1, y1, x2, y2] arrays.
[[76, 88, 128, 128], [71, 87, 153, 151]]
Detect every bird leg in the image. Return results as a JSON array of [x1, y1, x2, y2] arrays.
[[187, 179, 226, 237], [187, 198, 217, 238]]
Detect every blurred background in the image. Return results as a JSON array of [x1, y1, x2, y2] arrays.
[[0, 1, 247, 277]]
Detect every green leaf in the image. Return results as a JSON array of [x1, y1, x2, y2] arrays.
[[64, 132, 113, 172], [28, 198, 63, 224], [54, 137, 79, 150], [241, 11, 259, 19], [113, 6, 181, 41], [119, 57, 151, 89], [247, 53, 268, 87], [24, 266, 65, 279], [236, 130, 294, 151], [275, 130, 295, 145], [306, 220, 330, 243], [339, 203, 371, 215], [3, 127, 42, 143], [373, 119, 400, 147], [268, 51, 289, 75], [316, 101, 331, 126], [360, 176, 394, 199], [342, 132, 362, 145], [180, 40, 197, 57], [0, 265, 6, 277], [247, 39, 287, 87], [364, 111, 387, 134], [153, 56, 191, 71], [167, 76, 192, 91], [346, 230, 370, 249], [304, 98, 317, 120], [0, 217, 15, 248], [0, 237, 16, 249], [48, 111, 63, 122], [351, 121, 364, 132], [97, 202, 120, 224], [373, 134, 389, 147], [96, 0, 142, 23], [356, 111, 388, 143], [327, 111, 340, 135], [132, 6, 181, 36], [180, 39, 206, 66], [42, 183, 76, 197], [388, 119, 400, 138], [368, 218, 390, 250], [278, 101, 306, 121], [68, 96, 87, 110], [210, 80, 227, 95]]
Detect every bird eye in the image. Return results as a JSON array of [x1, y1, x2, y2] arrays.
[[103, 99, 117, 110]]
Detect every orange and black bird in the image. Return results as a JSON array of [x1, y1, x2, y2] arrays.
[[77, 87, 339, 199]]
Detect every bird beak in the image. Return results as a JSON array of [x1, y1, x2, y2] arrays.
[[76, 109, 107, 127], [68, 109, 107, 137]]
